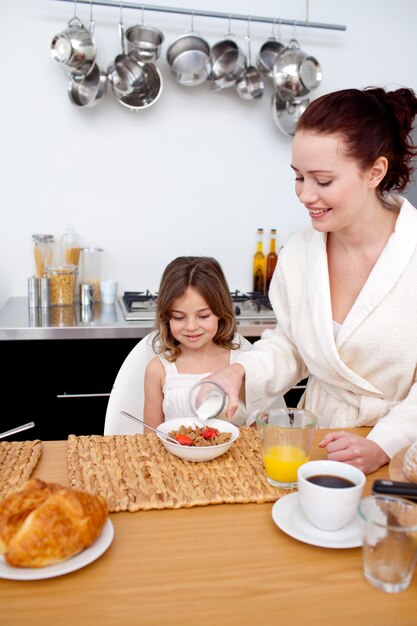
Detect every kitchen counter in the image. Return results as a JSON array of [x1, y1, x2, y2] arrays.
[[0, 297, 276, 340]]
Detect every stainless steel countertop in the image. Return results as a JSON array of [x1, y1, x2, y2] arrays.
[[0, 297, 276, 340]]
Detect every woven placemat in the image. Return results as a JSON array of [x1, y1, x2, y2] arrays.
[[67, 428, 287, 512], [0, 440, 42, 500]]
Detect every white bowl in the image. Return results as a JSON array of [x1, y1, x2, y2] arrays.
[[156, 418, 239, 462]]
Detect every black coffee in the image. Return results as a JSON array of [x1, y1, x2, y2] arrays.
[[307, 474, 355, 488]]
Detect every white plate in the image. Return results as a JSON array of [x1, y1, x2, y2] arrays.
[[0, 519, 114, 580], [272, 492, 362, 549]]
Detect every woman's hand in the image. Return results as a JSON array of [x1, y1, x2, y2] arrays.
[[318, 431, 390, 475], [202, 364, 245, 418]]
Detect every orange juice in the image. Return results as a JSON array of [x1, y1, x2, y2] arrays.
[[263, 445, 309, 483]]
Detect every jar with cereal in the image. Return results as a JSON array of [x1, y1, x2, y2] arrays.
[[32, 234, 54, 278], [60, 225, 81, 268], [46, 265, 78, 306]]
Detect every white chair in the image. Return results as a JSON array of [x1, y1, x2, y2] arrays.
[[103, 332, 253, 435], [104, 332, 156, 435]]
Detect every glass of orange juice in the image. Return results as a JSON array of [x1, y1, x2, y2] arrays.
[[255, 408, 318, 489]]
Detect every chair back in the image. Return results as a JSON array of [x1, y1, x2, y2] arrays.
[[104, 332, 156, 435]]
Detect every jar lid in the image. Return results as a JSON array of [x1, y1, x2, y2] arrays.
[[32, 234, 54, 243], [46, 264, 78, 274]]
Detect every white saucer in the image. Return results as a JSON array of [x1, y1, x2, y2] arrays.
[[272, 492, 362, 549], [0, 519, 114, 580]]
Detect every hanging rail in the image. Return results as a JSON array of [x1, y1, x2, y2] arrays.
[[53, 0, 347, 32]]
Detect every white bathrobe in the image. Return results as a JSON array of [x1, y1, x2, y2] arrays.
[[237, 198, 417, 458]]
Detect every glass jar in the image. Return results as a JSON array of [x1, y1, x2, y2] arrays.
[[32, 234, 54, 278], [60, 224, 81, 268], [46, 265, 78, 306], [81, 247, 103, 301]]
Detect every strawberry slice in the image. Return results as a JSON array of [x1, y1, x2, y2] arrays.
[[201, 427, 218, 440], [175, 434, 194, 446]]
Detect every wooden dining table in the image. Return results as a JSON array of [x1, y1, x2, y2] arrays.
[[2, 428, 416, 626]]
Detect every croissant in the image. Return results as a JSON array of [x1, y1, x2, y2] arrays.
[[0, 479, 108, 568]]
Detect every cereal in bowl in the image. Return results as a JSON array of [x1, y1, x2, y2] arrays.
[[169, 425, 231, 447]]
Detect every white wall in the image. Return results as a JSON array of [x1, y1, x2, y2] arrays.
[[1, 0, 417, 310]]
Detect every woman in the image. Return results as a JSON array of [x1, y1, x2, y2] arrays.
[[207, 86, 417, 474]]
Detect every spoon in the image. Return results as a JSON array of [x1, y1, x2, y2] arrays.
[[120, 411, 181, 445], [0, 421, 35, 440]]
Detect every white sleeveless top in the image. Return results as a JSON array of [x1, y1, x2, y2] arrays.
[[159, 347, 248, 426]]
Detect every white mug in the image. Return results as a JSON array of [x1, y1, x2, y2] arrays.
[[297, 460, 366, 531], [100, 280, 118, 304]]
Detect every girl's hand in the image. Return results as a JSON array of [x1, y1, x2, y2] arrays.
[[203, 364, 245, 418], [318, 431, 390, 475]]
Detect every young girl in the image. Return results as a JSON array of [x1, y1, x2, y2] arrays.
[[143, 256, 251, 429]]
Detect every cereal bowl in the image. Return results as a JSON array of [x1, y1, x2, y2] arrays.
[[156, 418, 239, 462]]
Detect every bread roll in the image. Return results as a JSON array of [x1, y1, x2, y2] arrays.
[[0, 479, 62, 554], [403, 440, 417, 483], [0, 479, 108, 568]]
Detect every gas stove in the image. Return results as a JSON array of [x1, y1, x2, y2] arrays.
[[118, 290, 276, 322]]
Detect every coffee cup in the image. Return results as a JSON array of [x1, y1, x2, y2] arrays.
[[297, 460, 366, 531]]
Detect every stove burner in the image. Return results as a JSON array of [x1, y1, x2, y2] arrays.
[[245, 292, 273, 310], [119, 290, 275, 321], [123, 291, 157, 310]]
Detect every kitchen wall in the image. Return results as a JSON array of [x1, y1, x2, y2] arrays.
[[1, 0, 417, 310]]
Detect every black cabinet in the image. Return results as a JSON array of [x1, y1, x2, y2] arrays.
[[2, 338, 139, 441], [2, 336, 307, 442]]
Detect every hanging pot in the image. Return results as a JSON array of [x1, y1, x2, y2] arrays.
[[112, 63, 163, 111], [125, 24, 165, 63], [107, 21, 145, 96], [271, 39, 322, 100], [256, 37, 286, 79], [208, 37, 246, 91], [68, 63, 107, 107], [166, 32, 211, 87], [51, 16, 96, 78], [236, 34, 264, 101], [272, 93, 310, 136]]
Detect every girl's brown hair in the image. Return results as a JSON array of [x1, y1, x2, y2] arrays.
[[296, 87, 417, 199], [152, 256, 238, 361]]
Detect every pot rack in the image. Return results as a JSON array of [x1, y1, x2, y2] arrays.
[[53, 0, 347, 32]]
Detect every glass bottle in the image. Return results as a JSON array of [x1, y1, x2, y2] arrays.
[[81, 247, 103, 302], [60, 224, 81, 268], [266, 228, 278, 293], [253, 228, 266, 294]]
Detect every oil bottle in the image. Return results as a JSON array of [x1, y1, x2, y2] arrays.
[[253, 228, 266, 293], [266, 228, 278, 293]]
